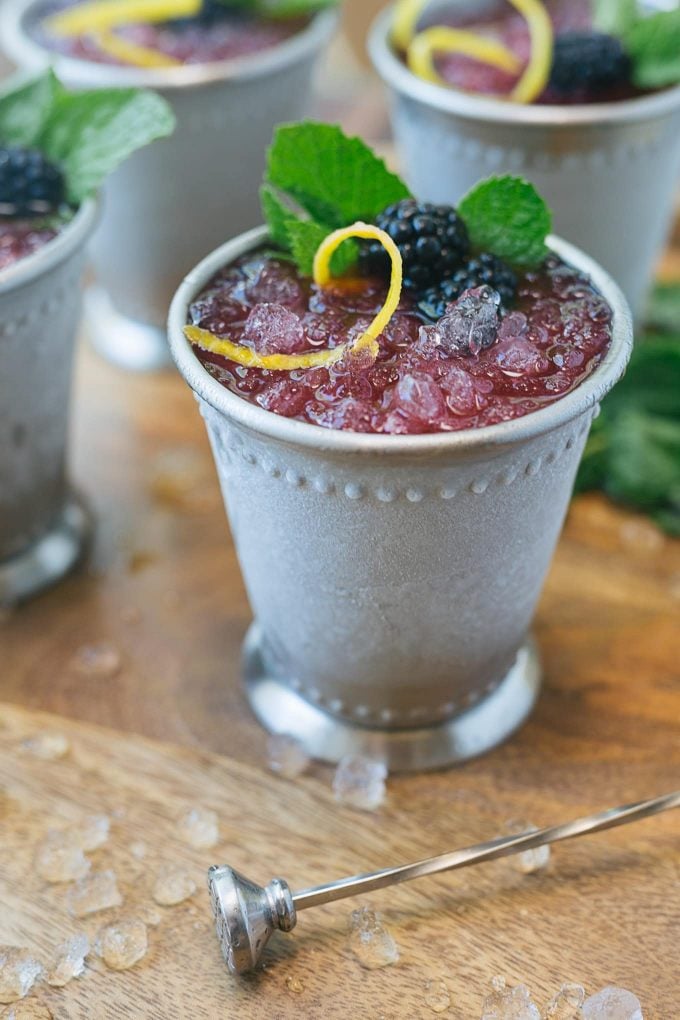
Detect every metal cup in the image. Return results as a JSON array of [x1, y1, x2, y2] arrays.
[[0, 200, 98, 604], [369, 7, 680, 322], [1, 3, 337, 370], [168, 226, 632, 772]]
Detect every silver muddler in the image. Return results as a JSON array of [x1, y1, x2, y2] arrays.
[[208, 790, 679, 975]]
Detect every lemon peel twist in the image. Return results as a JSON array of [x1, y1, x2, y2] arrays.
[[184, 223, 404, 372], [46, 0, 200, 35], [93, 29, 182, 66], [400, 0, 553, 105], [407, 27, 521, 85]]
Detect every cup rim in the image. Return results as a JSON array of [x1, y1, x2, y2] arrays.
[[0, 1, 337, 90], [368, 5, 680, 128], [167, 225, 633, 456], [0, 196, 98, 295]]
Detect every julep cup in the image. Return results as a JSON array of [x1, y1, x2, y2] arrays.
[[1, 2, 336, 370], [168, 226, 632, 771], [0, 199, 98, 604], [369, 8, 680, 322]]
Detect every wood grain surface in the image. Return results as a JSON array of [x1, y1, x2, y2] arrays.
[[0, 700, 678, 1019]]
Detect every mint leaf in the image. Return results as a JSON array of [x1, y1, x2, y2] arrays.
[[0, 70, 63, 148], [623, 9, 680, 88], [286, 219, 358, 277], [266, 122, 411, 230], [260, 184, 299, 249], [592, 0, 639, 36], [458, 175, 551, 267], [39, 88, 175, 204], [645, 282, 680, 334], [254, 0, 338, 14]]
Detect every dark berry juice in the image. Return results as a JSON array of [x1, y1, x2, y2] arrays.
[[0, 219, 61, 271], [187, 251, 613, 435], [29, 0, 305, 66], [411, 0, 640, 105]]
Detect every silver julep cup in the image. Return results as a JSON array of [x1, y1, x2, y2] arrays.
[[369, 8, 680, 322], [0, 199, 98, 604], [168, 226, 632, 772], [1, 3, 336, 370]]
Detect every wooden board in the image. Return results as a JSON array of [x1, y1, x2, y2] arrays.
[[0, 701, 678, 1019]]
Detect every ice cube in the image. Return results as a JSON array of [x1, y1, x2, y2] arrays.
[[177, 807, 219, 850], [582, 987, 643, 1020], [347, 907, 399, 970], [0, 948, 42, 1005], [152, 867, 197, 906], [75, 815, 110, 852], [97, 919, 147, 972], [439, 364, 483, 415], [424, 977, 451, 1013], [543, 983, 586, 1018], [494, 340, 551, 377], [333, 755, 387, 811], [71, 643, 121, 678], [266, 734, 309, 780], [498, 312, 528, 340], [245, 260, 303, 307], [394, 373, 446, 425], [436, 285, 500, 356], [21, 733, 69, 761], [67, 870, 122, 917], [481, 977, 541, 1019], [45, 933, 89, 987], [506, 820, 551, 874], [242, 303, 306, 355], [35, 830, 90, 884]]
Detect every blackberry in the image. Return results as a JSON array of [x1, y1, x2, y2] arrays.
[[0, 146, 65, 219], [359, 200, 469, 292], [548, 32, 632, 99], [418, 253, 517, 320]]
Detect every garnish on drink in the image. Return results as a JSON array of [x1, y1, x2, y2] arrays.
[[183, 122, 614, 435]]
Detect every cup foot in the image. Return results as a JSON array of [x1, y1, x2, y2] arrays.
[[85, 286, 171, 372], [243, 625, 541, 772], [0, 495, 91, 605]]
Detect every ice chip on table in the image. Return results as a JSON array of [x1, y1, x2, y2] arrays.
[[75, 814, 110, 852], [543, 984, 586, 1019], [152, 866, 197, 906], [46, 933, 89, 987], [0, 948, 42, 1005], [285, 975, 305, 994], [35, 830, 90, 884], [97, 919, 147, 972], [67, 870, 122, 918], [177, 807, 219, 849], [435, 285, 500, 357], [347, 907, 399, 970], [242, 303, 306, 355], [424, 977, 451, 1013], [129, 841, 147, 860], [333, 755, 387, 811], [0, 1003, 54, 1019], [21, 733, 69, 760], [506, 820, 551, 874], [266, 734, 309, 780], [582, 987, 643, 1020], [481, 977, 541, 1019], [71, 642, 121, 678]]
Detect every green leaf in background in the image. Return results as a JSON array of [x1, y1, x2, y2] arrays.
[[266, 122, 411, 231], [592, 0, 639, 37], [458, 175, 551, 267], [645, 281, 680, 334], [39, 87, 175, 204], [606, 409, 680, 509], [623, 9, 680, 89], [0, 70, 63, 148]]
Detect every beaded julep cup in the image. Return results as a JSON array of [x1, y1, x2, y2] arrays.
[[168, 226, 632, 772], [369, 7, 680, 322], [0, 200, 98, 604], [1, 3, 336, 370]]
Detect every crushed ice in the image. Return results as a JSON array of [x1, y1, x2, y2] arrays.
[[35, 830, 90, 884], [177, 807, 219, 849], [347, 907, 399, 970], [333, 755, 387, 811], [46, 933, 89, 987], [0, 948, 42, 1005], [67, 870, 122, 917], [96, 919, 147, 971], [152, 867, 197, 906], [266, 734, 309, 779]]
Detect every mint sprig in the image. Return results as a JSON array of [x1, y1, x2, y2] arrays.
[[622, 9, 680, 89], [0, 70, 175, 205], [261, 121, 411, 275], [592, 0, 639, 37], [458, 175, 551, 267], [219, 0, 337, 17]]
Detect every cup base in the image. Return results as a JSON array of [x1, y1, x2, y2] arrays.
[[0, 495, 91, 605], [85, 285, 172, 372], [243, 624, 541, 772]]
